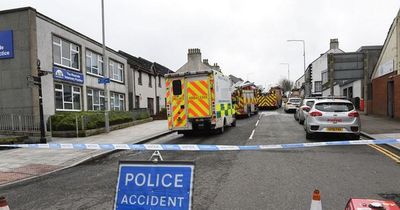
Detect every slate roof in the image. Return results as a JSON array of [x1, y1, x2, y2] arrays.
[[118, 51, 173, 75]]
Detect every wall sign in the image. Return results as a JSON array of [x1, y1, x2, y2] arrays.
[[53, 66, 84, 84], [376, 59, 394, 78], [114, 161, 195, 210], [0, 30, 14, 59]]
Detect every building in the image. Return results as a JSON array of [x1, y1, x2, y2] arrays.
[[370, 9, 400, 119], [294, 74, 305, 89], [119, 51, 172, 115], [0, 7, 129, 120]]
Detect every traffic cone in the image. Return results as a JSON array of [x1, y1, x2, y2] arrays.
[[310, 189, 322, 210], [0, 196, 10, 210]]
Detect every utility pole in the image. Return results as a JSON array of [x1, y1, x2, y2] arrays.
[[101, 0, 110, 132], [37, 60, 46, 143]]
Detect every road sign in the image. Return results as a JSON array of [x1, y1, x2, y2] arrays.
[[114, 161, 195, 210], [98, 77, 110, 84]]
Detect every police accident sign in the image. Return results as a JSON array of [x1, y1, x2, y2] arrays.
[[114, 161, 195, 210]]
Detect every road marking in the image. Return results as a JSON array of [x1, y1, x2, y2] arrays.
[[368, 144, 400, 164], [255, 120, 259, 127], [249, 129, 255, 140]]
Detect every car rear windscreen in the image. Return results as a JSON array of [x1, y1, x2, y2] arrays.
[[305, 101, 315, 107], [315, 102, 354, 112], [289, 98, 301, 103]]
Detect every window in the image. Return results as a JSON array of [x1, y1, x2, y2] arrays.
[[87, 88, 105, 110], [172, 80, 182, 95], [110, 92, 125, 111], [314, 81, 322, 92], [86, 50, 103, 76], [321, 71, 328, 84], [148, 74, 152, 87], [109, 60, 124, 82], [158, 76, 162, 88], [343, 88, 348, 98], [53, 36, 80, 70], [135, 95, 140, 108], [54, 83, 81, 111], [138, 72, 142, 85], [315, 102, 354, 112]]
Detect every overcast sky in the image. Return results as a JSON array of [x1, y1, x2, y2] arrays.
[[2, 0, 400, 88]]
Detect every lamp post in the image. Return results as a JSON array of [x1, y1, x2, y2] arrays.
[[287, 39, 306, 73], [101, 0, 110, 132], [280, 63, 290, 81]]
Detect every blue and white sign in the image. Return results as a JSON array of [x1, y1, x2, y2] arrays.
[[0, 30, 14, 59], [114, 161, 195, 210], [53, 66, 84, 84], [98, 77, 110, 84]]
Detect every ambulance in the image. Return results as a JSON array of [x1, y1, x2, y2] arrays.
[[165, 49, 236, 135]]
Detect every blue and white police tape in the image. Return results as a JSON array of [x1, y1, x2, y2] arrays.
[[1, 139, 399, 151]]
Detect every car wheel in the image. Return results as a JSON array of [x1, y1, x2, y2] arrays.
[[231, 119, 236, 127], [299, 119, 304, 125]]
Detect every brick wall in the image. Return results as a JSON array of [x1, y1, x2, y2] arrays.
[[394, 74, 400, 119], [371, 72, 399, 118]]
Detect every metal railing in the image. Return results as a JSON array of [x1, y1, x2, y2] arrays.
[[0, 113, 41, 132]]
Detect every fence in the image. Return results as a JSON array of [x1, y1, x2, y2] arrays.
[[0, 113, 41, 133]]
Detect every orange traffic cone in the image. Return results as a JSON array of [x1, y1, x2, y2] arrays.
[[310, 189, 322, 210], [0, 197, 10, 210]]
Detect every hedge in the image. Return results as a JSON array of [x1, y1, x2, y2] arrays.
[[48, 111, 150, 131]]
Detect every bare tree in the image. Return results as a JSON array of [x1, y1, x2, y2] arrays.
[[279, 79, 293, 93]]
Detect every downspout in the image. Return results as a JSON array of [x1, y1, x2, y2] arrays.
[[133, 66, 136, 109], [151, 63, 157, 114]]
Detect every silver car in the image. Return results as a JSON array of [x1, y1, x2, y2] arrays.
[[304, 99, 361, 139], [295, 98, 317, 124]]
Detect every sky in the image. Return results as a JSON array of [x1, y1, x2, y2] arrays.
[[2, 0, 400, 88]]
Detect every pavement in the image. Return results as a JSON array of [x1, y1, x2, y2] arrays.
[[360, 113, 400, 151], [0, 120, 170, 187]]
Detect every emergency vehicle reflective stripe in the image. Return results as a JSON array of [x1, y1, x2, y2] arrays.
[[216, 103, 235, 117], [3, 139, 399, 151], [187, 80, 210, 117], [257, 94, 277, 107], [166, 79, 172, 129]]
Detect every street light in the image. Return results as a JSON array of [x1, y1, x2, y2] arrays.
[[101, 0, 110, 132], [280, 63, 290, 81], [287, 39, 306, 72]]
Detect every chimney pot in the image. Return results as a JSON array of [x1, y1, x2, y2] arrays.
[[330, 38, 339, 49]]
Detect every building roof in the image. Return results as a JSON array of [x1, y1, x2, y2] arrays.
[[119, 51, 173, 76], [229, 75, 244, 84]]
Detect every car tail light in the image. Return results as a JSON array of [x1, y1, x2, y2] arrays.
[[310, 111, 323, 117], [302, 107, 310, 112], [348, 111, 359, 117]]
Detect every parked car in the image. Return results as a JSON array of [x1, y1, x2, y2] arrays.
[[284, 97, 301, 113], [304, 99, 361, 139], [296, 98, 317, 124]]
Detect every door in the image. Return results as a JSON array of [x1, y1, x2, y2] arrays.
[[187, 77, 210, 118], [388, 81, 394, 118], [171, 78, 187, 128], [147, 98, 154, 116]]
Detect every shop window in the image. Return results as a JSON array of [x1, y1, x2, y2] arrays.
[[52, 36, 80, 71], [54, 83, 81, 111]]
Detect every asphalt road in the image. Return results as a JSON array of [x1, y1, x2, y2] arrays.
[[1, 109, 399, 209]]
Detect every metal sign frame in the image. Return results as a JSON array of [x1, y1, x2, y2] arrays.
[[113, 160, 195, 210]]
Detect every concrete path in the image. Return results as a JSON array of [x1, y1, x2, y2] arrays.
[[360, 114, 400, 151], [0, 120, 170, 186]]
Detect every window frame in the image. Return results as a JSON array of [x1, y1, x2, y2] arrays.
[[85, 49, 104, 77], [110, 92, 125, 111], [87, 88, 105, 111], [54, 83, 82, 111], [138, 71, 142, 85], [148, 74, 152, 87], [109, 59, 124, 83], [52, 35, 81, 71]]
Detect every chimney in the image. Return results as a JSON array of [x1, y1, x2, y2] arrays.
[[203, 59, 209, 65], [212, 63, 221, 72], [330, 38, 339, 49], [187, 48, 202, 64]]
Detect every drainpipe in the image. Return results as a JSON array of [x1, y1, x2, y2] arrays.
[[151, 63, 157, 115]]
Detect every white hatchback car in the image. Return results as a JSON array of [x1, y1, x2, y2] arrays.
[[304, 99, 361, 139], [284, 97, 301, 113]]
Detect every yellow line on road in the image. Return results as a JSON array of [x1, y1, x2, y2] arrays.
[[368, 144, 400, 164]]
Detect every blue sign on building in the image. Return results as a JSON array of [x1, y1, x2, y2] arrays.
[[98, 77, 110, 84], [53, 66, 84, 84], [114, 161, 195, 210], [0, 30, 14, 59]]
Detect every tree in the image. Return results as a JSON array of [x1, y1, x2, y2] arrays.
[[279, 79, 293, 93]]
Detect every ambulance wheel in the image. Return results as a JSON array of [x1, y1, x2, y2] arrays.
[[231, 119, 236, 127]]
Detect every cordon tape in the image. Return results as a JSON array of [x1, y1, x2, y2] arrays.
[[0, 139, 399, 151]]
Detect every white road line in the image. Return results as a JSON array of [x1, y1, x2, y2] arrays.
[[249, 129, 255, 140], [255, 120, 259, 127]]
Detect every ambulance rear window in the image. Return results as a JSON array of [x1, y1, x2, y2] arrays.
[[172, 80, 182, 95]]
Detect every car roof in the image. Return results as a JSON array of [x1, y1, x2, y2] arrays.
[[314, 99, 353, 104]]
